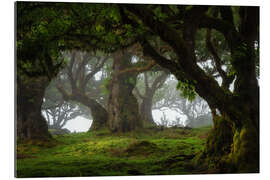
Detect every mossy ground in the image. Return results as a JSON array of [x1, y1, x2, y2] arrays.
[[16, 127, 211, 177]]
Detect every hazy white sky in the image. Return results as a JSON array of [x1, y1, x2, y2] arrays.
[[64, 117, 92, 132]]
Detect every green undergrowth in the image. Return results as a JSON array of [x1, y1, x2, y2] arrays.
[[16, 126, 211, 177]]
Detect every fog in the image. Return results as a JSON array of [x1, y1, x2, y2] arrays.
[[64, 117, 92, 133], [41, 50, 216, 133], [62, 110, 185, 132]]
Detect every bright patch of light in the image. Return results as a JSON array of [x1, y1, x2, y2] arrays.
[[152, 109, 187, 126], [94, 71, 102, 81], [216, 77, 222, 86], [229, 76, 236, 92], [131, 56, 139, 64], [197, 59, 213, 69], [63, 116, 92, 132]]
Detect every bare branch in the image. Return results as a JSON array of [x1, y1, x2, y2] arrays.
[[206, 30, 227, 80], [67, 51, 77, 92], [206, 29, 235, 89], [150, 71, 169, 91], [80, 55, 109, 92], [75, 52, 90, 86]]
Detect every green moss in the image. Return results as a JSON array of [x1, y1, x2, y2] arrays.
[[123, 140, 159, 157], [229, 124, 259, 173], [16, 127, 209, 177], [190, 116, 235, 173], [205, 117, 233, 156]]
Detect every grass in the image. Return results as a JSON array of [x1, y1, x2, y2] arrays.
[[16, 126, 211, 177]]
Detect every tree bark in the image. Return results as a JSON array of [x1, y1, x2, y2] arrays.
[[107, 51, 143, 132], [57, 85, 108, 131], [17, 76, 52, 141], [79, 96, 108, 131], [57, 51, 110, 131], [136, 71, 168, 127], [140, 96, 156, 126]]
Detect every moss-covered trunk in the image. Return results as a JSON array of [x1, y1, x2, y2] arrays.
[[196, 104, 259, 173], [108, 52, 142, 132], [17, 76, 52, 141], [195, 39, 259, 172], [230, 120, 259, 172], [195, 114, 234, 172], [229, 95, 259, 172]]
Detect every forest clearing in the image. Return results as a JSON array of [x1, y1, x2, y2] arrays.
[[17, 127, 211, 177]]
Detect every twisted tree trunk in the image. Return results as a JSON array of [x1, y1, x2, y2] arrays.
[[107, 51, 143, 132], [17, 76, 52, 141], [71, 93, 108, 131], [57, 86, 108, 131]]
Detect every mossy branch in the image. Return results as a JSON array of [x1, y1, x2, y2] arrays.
[[117, 60, 156, 76]]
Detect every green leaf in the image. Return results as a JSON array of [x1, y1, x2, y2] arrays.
[[176, 80, 196, 101], [109, 7, 120, 22], [96, 24, 104, 32], [129, 77, 135, 85]]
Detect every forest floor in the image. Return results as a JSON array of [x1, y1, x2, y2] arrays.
[[16, 126, 211, 177]]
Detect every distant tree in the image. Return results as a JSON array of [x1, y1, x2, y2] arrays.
[[107, 51, 146, 132], [134, 70, 169, 126], [152, 77, 212, 128], [183, 97, 213, 128], [170, 117, 183, 127], [158, 112, 169, 127], [57, 51, 110, 131], [56, 48, 161, 133], [44, 102, 78, 129]]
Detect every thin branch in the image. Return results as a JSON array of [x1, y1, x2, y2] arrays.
[[206, 29, 227, 79], [150, 71, 169, 91], [42, 100, 64, 110], [44, 110, 51, 125], [57, 83, 72, 101], [81, 56, 109, 92], [206, 29, 235, 89], [67, 51, 77, 92], [75, 52, 90, 86]]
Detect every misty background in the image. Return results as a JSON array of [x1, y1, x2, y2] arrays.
[[41, 52, 216, 133]]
